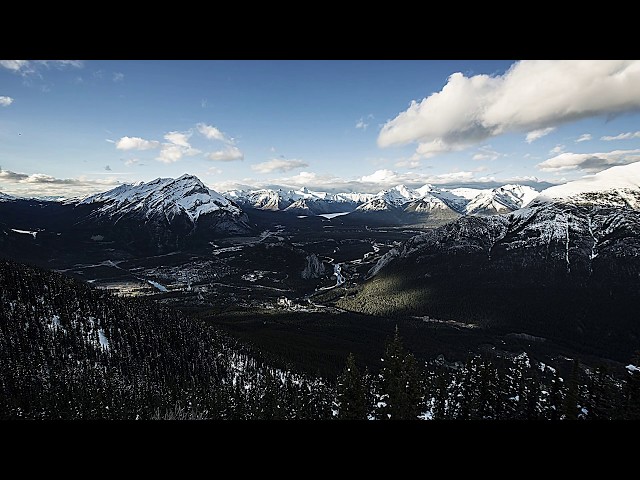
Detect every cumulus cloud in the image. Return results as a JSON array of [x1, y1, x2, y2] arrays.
[[156, 144, 185, 163], [379, 60, 640, 158], [155, 131, 198, 163], [537, 149, 640, 173], [601, 131, 640, 141], [0, 96, 13, 107], [526, 127, 556, 143], [164, 131, 192, 147], [207, 146, 244, 162], [576, 133, 592, 142], [549, 144, 566, 155], [113, 72, 124, 82], [197, 123, 234, 143], [116, 136, 160, 151], [251, 158, 309, 174]]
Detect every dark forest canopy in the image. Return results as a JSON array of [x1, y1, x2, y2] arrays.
[[0, 258, 638, 420]]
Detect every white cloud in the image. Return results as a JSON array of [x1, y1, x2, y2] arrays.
[[206, 167, 223, 176], [576, 133, 592, 142], [473, 153, 494, 161], [157, 144, 184, 163], [601, 131, 640, 141], [197, 123, 233, 143], [537, 149, 640, 173], [526, 127, 556, 143], [0, 60, 83, 77], [155, 131, 200, 162], [124, 158, 141, 167], [0, 60, 30, 72], [360, 169, 398, 183], [208, 146, 244, 162], [251, 158, 309, 174], [0, 167, 120, 197], [115, 136, 160, 151], [549, 144, 566, 155], [379, 60, 640, 158], [415, 139, 472, 158], [355, 118, 369, 130], [395, 158, 421, 168], [164, 131, 192, 147], [113, 72, 124, 82], [212, 168, 552, 195], [472, 145, 501, 161], [0, 96, 13, 107]]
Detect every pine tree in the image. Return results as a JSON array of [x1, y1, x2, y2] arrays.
[[563, 360, 581, 420], [378, 326, 423, 420], [336, 353, 368, 420]]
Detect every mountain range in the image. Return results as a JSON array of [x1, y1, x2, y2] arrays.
[[335, 162, 640, 362]]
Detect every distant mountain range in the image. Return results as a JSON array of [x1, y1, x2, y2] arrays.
[[223, 183, 540, 224], [3, 165, 640, 258]]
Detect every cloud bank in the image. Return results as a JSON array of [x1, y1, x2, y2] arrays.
[[537, 149, 640, 173], [251, 159, 309, 174]]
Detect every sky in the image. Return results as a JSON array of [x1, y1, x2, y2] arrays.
[[2, 59, 640, 197]]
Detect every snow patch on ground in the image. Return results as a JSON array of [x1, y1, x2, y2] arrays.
[[11, 229, 37, 239], [98, 329, 110, 350], [147, 280, 168, 292], [318, 211, 351, 219]]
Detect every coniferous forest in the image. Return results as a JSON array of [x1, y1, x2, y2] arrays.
[[1, 258, 638, 420]]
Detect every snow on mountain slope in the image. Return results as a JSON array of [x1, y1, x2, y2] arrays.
[[377, 185, 423, 206], [225, 186, 374, 213], [355, 185, 423, 212], [0, 192, 16, 201], [81, 174, 242, 222], [465, 185, 539, 215], [538, 163, 640, 209]]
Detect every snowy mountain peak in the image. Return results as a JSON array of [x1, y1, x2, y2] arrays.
[[81, 175, 242, 222], [539, 162, 640, 203], [376, 184, 422, 206]]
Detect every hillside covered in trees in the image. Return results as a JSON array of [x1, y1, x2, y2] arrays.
[[1, 258, 638, 420]]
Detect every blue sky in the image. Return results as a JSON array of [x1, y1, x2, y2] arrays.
[[2, 59, 640, 197]]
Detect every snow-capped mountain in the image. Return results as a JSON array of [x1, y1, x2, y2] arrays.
[[537, 162, 640, 209], [78, 174, 251, 253], [462, 185, 539, 215], [81, 174, 243, 221], [224, 182, 539, 221], [225, 187, 375, 215], [371, 164, 640, 284]]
